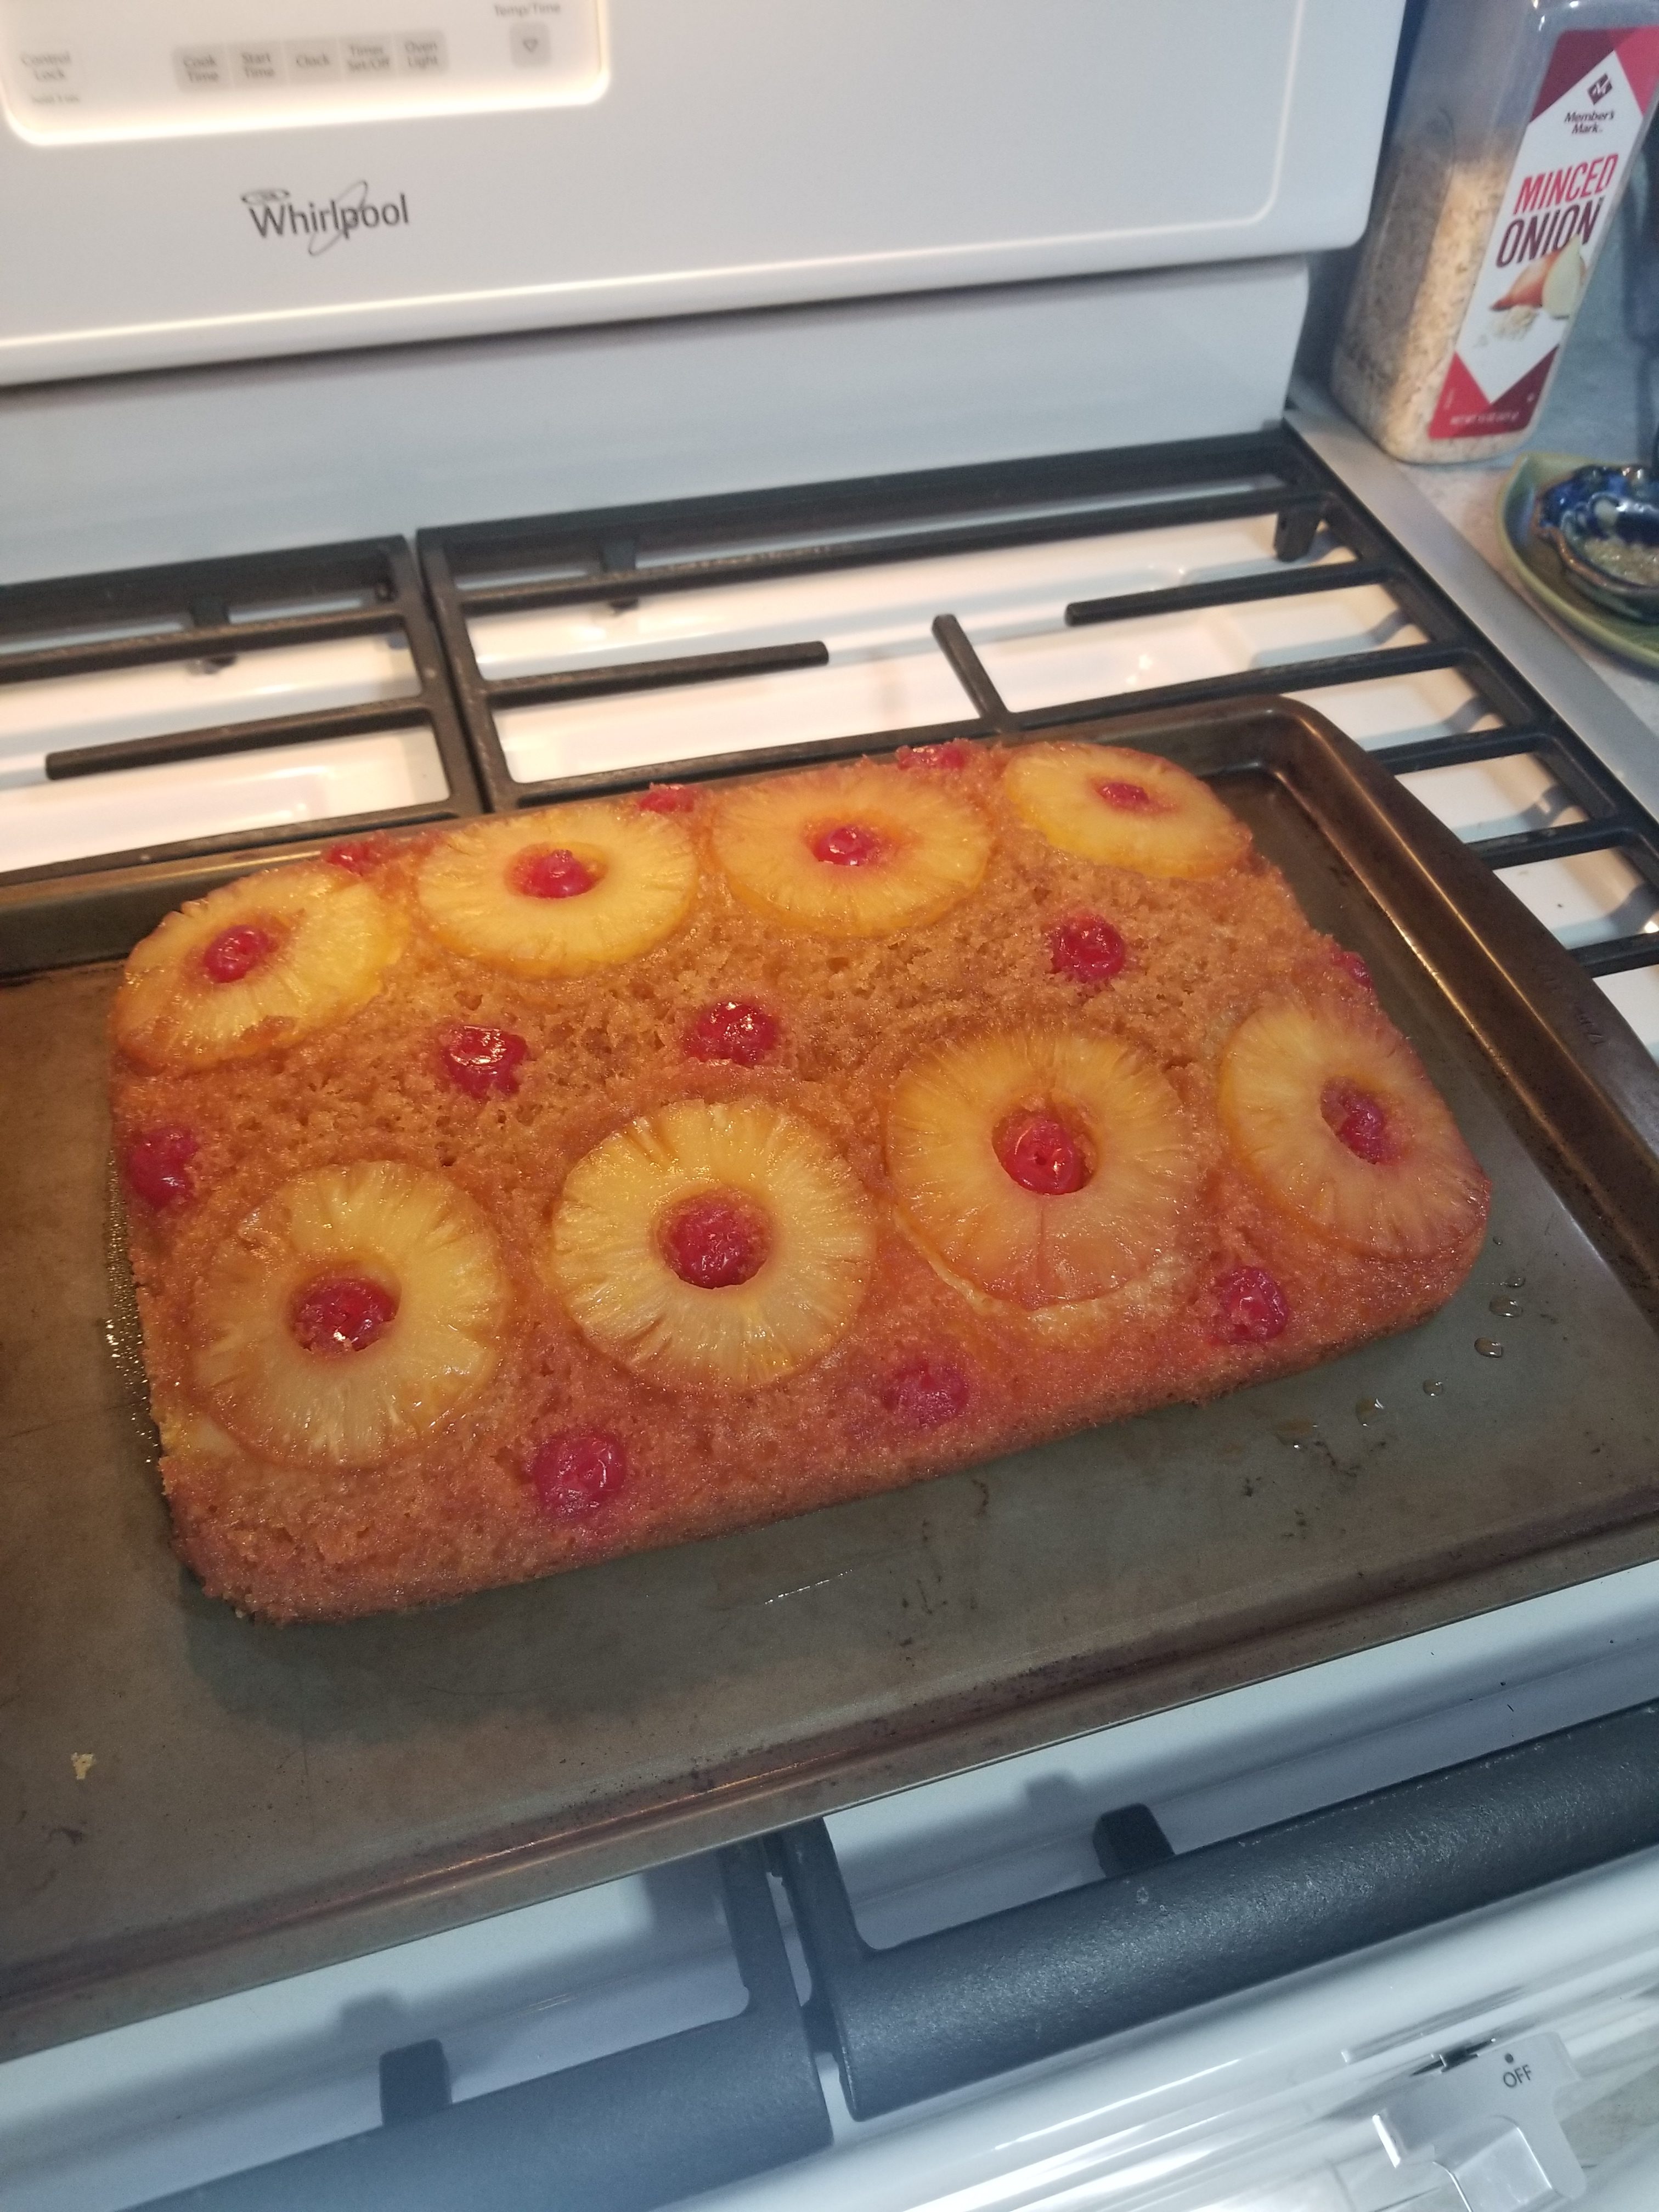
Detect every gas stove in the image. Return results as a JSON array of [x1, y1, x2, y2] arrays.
[[9, 429, 1657, 1025], [5, 422, 1659, 2211], [8, 6, 1659, 2200]]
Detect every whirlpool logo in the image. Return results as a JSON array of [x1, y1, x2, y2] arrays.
[[240, 182, 410, 257]]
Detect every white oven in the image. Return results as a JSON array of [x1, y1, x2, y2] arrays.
[[0, 0, 1391, 382], [8, 7, 1659, 2209]]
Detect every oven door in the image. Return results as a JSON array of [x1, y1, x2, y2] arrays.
[[7, 1561, 1659, 2212]]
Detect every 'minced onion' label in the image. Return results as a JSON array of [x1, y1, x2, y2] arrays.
[[1429, 27, 1659, 442]]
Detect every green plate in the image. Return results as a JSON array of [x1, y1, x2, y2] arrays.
[[1499, 449, 1659, 672]]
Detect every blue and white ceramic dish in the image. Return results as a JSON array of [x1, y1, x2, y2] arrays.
[[1499, 452, 1659, 672], [1534, 454, 1659, 623]]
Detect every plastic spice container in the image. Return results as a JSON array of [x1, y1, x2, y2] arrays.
[[1332, 0, 1659, 462]]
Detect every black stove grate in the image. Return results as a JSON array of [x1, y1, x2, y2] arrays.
[[419, 427, 1659, 1000], [0, 535, 479, 969]]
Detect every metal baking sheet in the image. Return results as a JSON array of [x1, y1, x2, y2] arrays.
[[4, 699, 1659, 2061]]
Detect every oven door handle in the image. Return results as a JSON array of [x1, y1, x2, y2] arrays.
[[775, 1695, 1659, 2120], [137, 1839, 830, 2212]]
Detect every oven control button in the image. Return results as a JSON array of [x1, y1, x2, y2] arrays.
[[510, 22, 554, 66], [286, 38, 341, 81], [17, 45, 78, 99], [233, 43, 284, 86], [1373, 2034, 1582, 2212], [400, 31, 447, 74], [174, 45, 229, 91], [344, 35, 396, 77]]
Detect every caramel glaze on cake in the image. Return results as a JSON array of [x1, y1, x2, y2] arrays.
[[110, 740, 1490, 1623]]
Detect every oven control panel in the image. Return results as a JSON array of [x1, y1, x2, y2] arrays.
[[0, 0, 603, 138], [0, 0, 1404, 392]]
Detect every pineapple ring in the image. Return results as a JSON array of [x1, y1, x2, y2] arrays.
[[545, 1099, 876, 1391], [415, 802, 697, 976], [887, 1031, 1197, 1308], [709, 761, 991, 937], [1003, 742, 1250, 878], [1218, 1000, 1487, 1258], [191, 1163, 510, 1469], [891, 1209, 1192, 1341], [114, 865, 407, 1070]]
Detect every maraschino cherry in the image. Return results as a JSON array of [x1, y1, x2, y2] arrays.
[[1322, 1080, 1397, 1164], [324, 836, 391, 874], [684, 1000, 778, 1066], [882, 1356, 971, 1427], [290, 1277, 398, 1355], [1048, 912, 1127, 987], [1331, 947, 1375, 991], [1096, 778, 1161, 814], [661, 1195, 769, 1289], [123, 1126, 199, 1209], [201, 924, 275, 983], [441, 1024, 529, 1098], [529, 1429, 628, 1519], [896, 741, 972, 772], [511, 848, 598, 899], [809, 822, 885, 867], [1214, 1266, 1289, 1343], [996, 1112, 1087, 1195]]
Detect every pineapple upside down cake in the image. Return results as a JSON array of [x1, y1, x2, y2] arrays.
[[110, 738, 1490, 1623]]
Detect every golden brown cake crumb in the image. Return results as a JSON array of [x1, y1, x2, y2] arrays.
[[110, 741, 1489, 1623]]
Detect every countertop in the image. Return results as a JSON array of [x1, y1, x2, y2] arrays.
[[1300, 158, 1659, 752]]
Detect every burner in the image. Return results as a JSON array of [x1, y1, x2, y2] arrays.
[[0, 535, 479, 972], [418, 433, 1659, 1025]]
